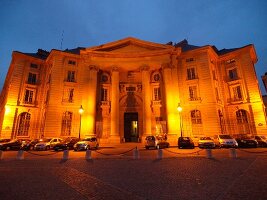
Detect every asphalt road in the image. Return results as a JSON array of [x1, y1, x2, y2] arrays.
[[0, 145, 267, 200]]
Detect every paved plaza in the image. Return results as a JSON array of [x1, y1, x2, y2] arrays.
[[0, 145, 267, 200]]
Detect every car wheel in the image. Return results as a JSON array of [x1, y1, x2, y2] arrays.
[[145, 146, 149, 150]]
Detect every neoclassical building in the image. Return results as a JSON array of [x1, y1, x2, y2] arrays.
[[0, 37, 266, 145]]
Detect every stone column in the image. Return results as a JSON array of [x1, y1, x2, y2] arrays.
[[110, 67, 120, 143], [162, 63, 179, 137], [141, 66, 152, 139], [82, 66, 98, 137]]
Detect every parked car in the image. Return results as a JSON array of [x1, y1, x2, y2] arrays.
[[53, 137, 80, 151], [213, 134, 238, 148], [144, 135, 169, 149], [20, 139, 41, 150], [254, 135, 267, 147], [73, 137, 99, 151], [34, 138, 62, 150], [235, 135, 258, 148], [178, 137, 194, 149], [198, 137, 216, 149], [0, 138, 11, 143], [0, 139, 23, 150]]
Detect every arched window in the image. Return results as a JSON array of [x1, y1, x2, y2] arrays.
[[17, 112, 31, 136], [236, 109, 250, 134], [61, 111, 72, 136], [191, 110, 202, 124], [236, 109, 248, 124]]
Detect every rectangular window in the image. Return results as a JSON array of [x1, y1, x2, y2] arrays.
[[101, 88, 108, 101], [30, 63, 38, 68], [187, 68, 196, 80], [229, 68, 238, 80], [233, 86, 242, 101], [67, 71, 75, 82], [186, 58, 194, 62], [153, 87, 161, 101], [212, 70, 217, 80], [68, 60, 76, 65], [189, 86, 197, 100], [68, 89, 74, 102], [24, 89, 34, 104], [27, 73, 37, 84], [215, 88, 220, 100]]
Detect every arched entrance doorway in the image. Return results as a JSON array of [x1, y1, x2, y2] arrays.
[[236, 109, 250, 134], [16, 112, 31, 137], [124, 112, 138, 142]]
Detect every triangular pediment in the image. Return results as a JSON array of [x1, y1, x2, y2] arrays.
[[85, 37, 174, 53]]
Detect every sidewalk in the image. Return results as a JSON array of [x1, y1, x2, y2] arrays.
[[1, 154, 267, 200]]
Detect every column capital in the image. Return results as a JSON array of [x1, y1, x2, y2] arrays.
[[140, 65, 150, 72], [111, 66, 119, 72], [161, 63, 171, 69]]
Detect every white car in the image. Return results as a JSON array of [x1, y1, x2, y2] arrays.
[[73, 137, 99, 151], [213, 134, 238, 148], [34, 138, 62, 150], [198, 137, 216, 149]]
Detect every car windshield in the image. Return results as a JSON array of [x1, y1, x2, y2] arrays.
[[83, 138, 94, 141], [219, 135, 233, 139], [260, 136, 266, 140], [200, 137, 212, 140], [146, 136, 155, 141], [42, 138, 52, 142], [181, 137, 190, 141]]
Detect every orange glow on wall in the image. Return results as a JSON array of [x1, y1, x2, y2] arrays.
[[4, 105, 11, 115]]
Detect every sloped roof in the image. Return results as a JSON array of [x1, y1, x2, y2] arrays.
[[174, 39, 202, 52], [15, 49, 50, 60], [63, 47, 85, 55]]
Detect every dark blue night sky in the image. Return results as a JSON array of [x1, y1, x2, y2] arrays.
[[1, 0, 267, 94]]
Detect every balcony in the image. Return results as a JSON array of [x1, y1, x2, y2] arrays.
[[188, 97, 201, 101], [152, 100, 162, 106]]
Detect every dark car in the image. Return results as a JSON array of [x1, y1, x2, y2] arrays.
[[0, 139, 23, 150], [0, 138, 11, 143], [20, 139, 41, 150], [254, 135, 267, 147], [53, 137, 80, 151], [235, 136, 258, 148], [178, 137, 194, 149]]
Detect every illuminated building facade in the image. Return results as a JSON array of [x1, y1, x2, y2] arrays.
[[0, 37, 266, 145]]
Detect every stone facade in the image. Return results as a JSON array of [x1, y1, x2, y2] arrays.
[[0, 37, 266, 145]]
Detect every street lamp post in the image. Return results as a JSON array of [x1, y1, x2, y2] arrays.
[[78, 105, 84, 140], [177, 103, 183, 137]]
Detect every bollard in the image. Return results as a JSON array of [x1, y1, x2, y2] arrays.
[[133, 147, 139, 159], [62, 149, 69, 160], [0, 150, 3, 160], [85, 149, 92, 160], [17, 150, 24, 160], [205, 148, 213, 159], [229, 148, 237, 158], [157, 148, 163, 159]]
